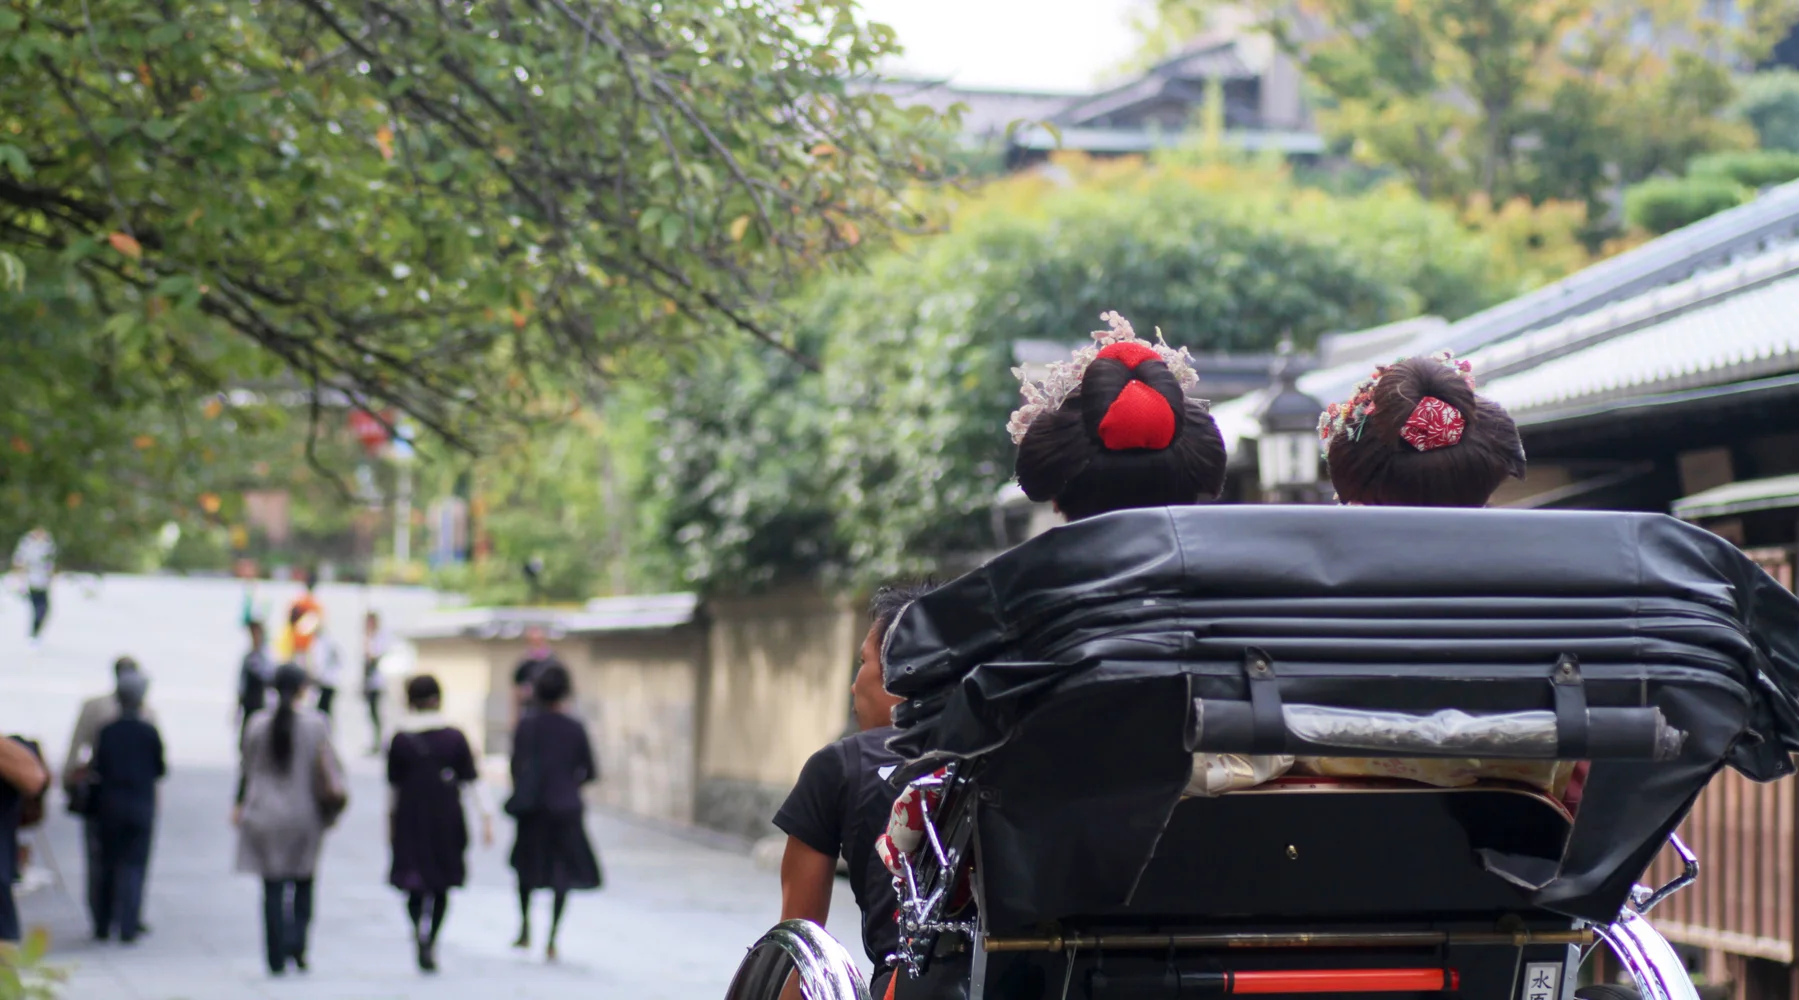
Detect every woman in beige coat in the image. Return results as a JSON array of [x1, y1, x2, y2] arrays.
[[234, 664, 341, 976]]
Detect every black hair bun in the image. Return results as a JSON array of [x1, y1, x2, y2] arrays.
[[1016, 353, 1225, 520], [1326, 356, 1525, 508]]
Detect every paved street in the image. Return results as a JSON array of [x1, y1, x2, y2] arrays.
[[1, 575, 867, 1000]]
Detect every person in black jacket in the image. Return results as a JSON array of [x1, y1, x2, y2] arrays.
[[507, 664, 599, 961], [91, 671, 165, 943]]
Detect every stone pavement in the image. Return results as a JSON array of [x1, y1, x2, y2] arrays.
[[1, 575, 869, 999]]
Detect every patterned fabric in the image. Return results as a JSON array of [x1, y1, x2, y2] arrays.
[[1296, 757, 1576, 798], [876, 768, 945, 878], [1400, 396, 1466, 452]]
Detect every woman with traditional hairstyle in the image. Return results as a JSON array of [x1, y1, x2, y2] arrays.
[[1311, 352, 1581, 802], [235, 663, 342, 976], [1317, 352, 1526, 508], [1011, 311, 1228, 520], [880, 311, 1271, 904]]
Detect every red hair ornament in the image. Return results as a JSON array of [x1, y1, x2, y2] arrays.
[[1399, 396, 1465, 451]]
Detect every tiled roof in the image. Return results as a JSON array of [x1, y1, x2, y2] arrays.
[[1478, 243, 1799, 421]]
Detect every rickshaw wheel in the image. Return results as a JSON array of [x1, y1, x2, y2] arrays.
[[724, 919, 870, 1000]]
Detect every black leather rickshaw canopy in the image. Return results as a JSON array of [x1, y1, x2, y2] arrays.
[[881, 506, 1799, 924]]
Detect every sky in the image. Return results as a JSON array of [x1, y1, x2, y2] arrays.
[[855, 0, 1150, 92]]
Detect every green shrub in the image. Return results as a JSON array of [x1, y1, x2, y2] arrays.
[[1733, 69, 1799, 153], [1623, 176, 1749, 235], [1686, 149, 1799, 189]]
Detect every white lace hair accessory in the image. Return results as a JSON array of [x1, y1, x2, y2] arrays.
[[1007, 311, 1207, 445]]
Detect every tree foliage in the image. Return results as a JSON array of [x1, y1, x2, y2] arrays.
[[0, 0, 956, 552], [1734, 69, 1799, 153], [1144, 1, 1796, 228]]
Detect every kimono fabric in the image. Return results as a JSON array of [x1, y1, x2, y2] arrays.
[[508, 711, 601, 893]]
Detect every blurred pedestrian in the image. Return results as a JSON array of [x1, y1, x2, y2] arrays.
[[11, 527, 55, 648], [362, 612, 392, 756], [92, 672, 165, 943], [0, 735, 48, 942], [314, 634, 344, 721], [506, 664, 599, 962], [287, 570, 324, 668], [235, 664, 345, 976], [388, 675, 493, 973], [509, 625, 561, 728], [238, 621, 274, 748], [65, 657, 157, 937]]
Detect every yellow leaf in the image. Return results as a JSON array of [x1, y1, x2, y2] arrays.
[[810, 142, 837, 157], [375, 125, 395, 162], [108, 232, 143, 259], [199, 492, 221, 514], [203, 398, 223, 419], [9, 437, 28, 455], [839, 220, 860, 246], [495, 145, 516, 162], [136, 62, 152, 87], [185, 207, 204, 228], [133, 434, 155, 450], [729, 214, 752, 242], [66, 492, 82, 509]]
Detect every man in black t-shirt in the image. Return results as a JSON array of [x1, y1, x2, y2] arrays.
[[773, 581, 933, 997]]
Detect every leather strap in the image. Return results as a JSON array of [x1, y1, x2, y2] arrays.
[[1243, 647, 1286, 755], [1552, 653, 1590, 759]]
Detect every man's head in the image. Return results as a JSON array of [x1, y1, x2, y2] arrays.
[[248, 620, 266, 646], [852, 580, 936, 732], [365, 610, 380, 629], [523, 624, 548, 653], [112, 656, 140, 680], [116, 671, 150, 717], [303, 567, 320, 591], [407, 674, 443, 711]]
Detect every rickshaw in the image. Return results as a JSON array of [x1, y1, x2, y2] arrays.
[[726, 507, 1799, 1000]]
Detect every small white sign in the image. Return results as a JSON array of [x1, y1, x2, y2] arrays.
[[1521, 962, 1563, 1000]]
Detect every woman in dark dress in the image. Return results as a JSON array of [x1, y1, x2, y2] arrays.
[[388, 675, 492, 972], [92, 671, 165, 944], [507, 664, 600, 961]]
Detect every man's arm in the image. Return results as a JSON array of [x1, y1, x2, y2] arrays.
[[779, 835, 836, 926], [0, 736, 48, 797]]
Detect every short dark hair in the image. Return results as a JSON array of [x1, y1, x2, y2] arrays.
[[406, 674, 442, 709], [1325, 357, 1526, 507], [1015, 353, 1226, 520], [532, 663, 572, 706], [870, 579, 937, 636], [113, 656, 139, 678]]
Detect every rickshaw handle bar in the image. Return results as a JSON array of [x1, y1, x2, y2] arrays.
[[983, 928, 1595, 953]]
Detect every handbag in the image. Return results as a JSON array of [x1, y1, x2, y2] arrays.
[[65, 768, 99, 819], [312, 738, 349, 827]]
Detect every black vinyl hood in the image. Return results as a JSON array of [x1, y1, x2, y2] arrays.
[[881, 506, 1799, 924]]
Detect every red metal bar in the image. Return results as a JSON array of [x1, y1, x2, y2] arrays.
[[1230, 969, 1460, 994]]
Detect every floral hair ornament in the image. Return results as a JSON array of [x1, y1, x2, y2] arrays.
[[1317, 350, 1476, 452], [1007, 310, 1206, 445]]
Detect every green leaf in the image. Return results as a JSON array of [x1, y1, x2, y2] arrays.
[[142, 119, 179, 142], [0, 144, 30, 179]]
